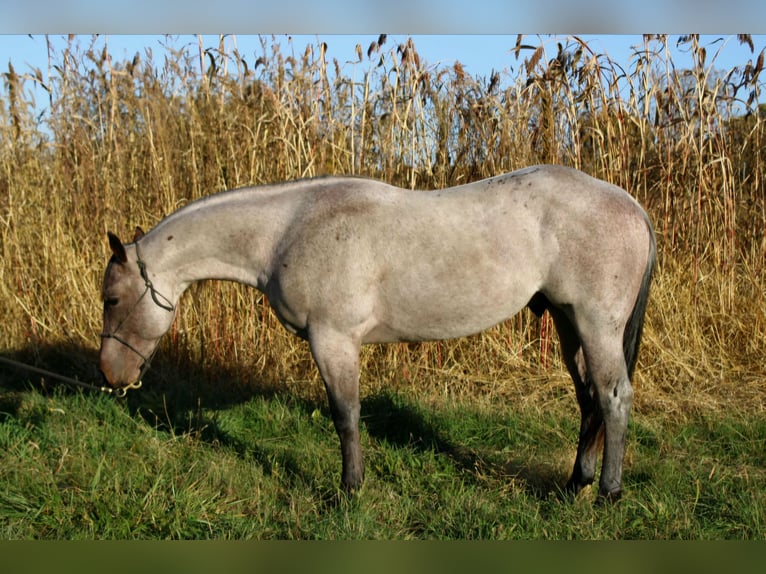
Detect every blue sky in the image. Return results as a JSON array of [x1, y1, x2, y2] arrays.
[[2, 0, 764, 85], [1, 34, 764, 85], [2, 0, 764, 35], [1, 0, 764, 113]]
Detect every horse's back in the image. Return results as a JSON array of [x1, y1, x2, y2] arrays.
[[268, 166, 653, 344]]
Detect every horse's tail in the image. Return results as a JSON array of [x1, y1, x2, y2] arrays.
[[623, 215, 656, 380]]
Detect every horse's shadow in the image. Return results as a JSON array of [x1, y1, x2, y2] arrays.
[[1, 341, 565, 500], [0, 340, 324, 490], [0, 341, 105, 402], [361, 393, 566, 499]]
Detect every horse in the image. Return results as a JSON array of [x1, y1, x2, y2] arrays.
[[99, 164, 656, 500]]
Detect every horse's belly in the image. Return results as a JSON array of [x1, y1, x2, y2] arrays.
[[362, 286, 533, 344]]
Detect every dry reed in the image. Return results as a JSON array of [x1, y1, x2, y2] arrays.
[[1, 34, 764, 416]]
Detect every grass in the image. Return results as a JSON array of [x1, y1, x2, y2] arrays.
[[1, 34, 765, 538], [1, 366, 764, 539]]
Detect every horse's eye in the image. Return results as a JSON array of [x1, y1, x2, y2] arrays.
[[104, 297, 119, 308]]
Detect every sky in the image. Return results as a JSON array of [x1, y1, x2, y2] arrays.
[[1, 0, 765, 76], [2, 0, 765, 35], [1, 34, 764, 88], [1, 0, 764, 115]]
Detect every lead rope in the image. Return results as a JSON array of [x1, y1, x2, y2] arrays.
[[0, 355, 139, 397]]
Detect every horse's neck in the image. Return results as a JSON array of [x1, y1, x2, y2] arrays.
[[140, 190, 292, 296]]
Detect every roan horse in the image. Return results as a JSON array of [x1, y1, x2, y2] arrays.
[[99, 165, 655, 500]]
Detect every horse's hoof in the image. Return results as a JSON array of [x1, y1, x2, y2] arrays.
[[565, 475, 594, 496], [596, 488, 622, 503], [341, 474, 365, 495]]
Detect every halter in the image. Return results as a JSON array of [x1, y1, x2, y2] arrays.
[[100, 242, 175, 396]]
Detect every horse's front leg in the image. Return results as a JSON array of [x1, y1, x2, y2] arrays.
[[308, 325, 364, 491]]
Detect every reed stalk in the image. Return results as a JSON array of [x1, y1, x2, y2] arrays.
[[1, 34, 764, 415]]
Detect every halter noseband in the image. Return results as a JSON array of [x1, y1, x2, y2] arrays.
[[100, 242, 175, 395]]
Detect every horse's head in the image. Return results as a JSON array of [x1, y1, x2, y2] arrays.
[[98, 229, 176, 391]]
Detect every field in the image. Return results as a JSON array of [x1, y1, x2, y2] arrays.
[[1, 34, 765, 539]]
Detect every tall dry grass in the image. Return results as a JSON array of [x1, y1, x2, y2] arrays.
[[1, 34, 764, 416]]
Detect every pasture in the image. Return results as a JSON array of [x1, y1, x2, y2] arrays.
[[1, 34, 765, 539]]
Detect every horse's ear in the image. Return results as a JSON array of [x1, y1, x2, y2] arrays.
[[107, 232, 128, 264], [133, 226, 145, 242]]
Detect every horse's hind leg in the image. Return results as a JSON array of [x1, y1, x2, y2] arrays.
[[308, 325, 365, 491], [581, 332, 633, 500], [550, 308, 604, 495]]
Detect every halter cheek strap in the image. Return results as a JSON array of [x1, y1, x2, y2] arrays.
[[100, 242, 175, 394], [135, 243, 175, 312]]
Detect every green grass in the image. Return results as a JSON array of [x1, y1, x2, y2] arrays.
[[1, 371, 763, 539], [1, 34, 765, 543], [1, 34, 765, 540]]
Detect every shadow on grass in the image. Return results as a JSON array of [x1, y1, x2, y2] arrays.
[[0, 339, 327, 491], [361, 393, 568, 500], [1, 340, 567, 500], [0, 340, 275, 403], [0, 341, 106, 407]]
